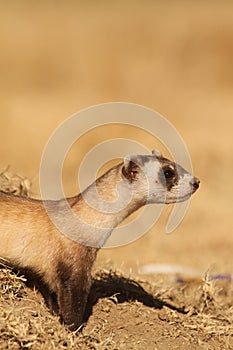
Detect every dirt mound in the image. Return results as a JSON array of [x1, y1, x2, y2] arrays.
[[0, 265, 232, 350], [0, 1, 233, 348], [0, 167, 233, 349]]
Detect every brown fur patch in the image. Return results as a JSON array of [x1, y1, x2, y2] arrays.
[[122, 161, 139, 182]]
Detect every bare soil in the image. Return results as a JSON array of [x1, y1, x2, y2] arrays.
[[0, 1, 233, 349], [1, 265, 233, 350]]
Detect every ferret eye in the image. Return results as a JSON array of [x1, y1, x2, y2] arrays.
[[163, 168, 175, 179]]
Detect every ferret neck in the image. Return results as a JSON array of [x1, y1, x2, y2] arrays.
[[66, 163, 146, 248]]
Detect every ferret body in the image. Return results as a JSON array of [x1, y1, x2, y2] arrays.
[[0, 150, 199, 330]]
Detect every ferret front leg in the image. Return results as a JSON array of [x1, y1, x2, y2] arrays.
[[58, 279, 88, 331], [56, 264, 92, 331]]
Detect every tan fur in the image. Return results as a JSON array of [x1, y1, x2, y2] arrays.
[[0, 192, 98, 329], [0, 152, 199, 330]]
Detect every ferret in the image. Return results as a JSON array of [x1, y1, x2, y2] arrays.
[[0, 150, 199, 330]]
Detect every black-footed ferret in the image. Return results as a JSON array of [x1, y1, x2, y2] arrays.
[[0, 150, 199, 330]]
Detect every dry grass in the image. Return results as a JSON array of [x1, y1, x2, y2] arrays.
[[0, 169, 232, 349], [0, 1, 233, 348], [0, 266, 233, 350], [0, 168, 31, 197], [0, 264, 97, 350]]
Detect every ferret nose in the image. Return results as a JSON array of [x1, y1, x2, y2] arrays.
[[190, 177, 200, 191]]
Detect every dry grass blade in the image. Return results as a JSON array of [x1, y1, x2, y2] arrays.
[[0, 171, 232, 349], [0, 167, 31, 197], [1, 265, 233, 350]]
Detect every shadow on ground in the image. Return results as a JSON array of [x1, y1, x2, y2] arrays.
[[85, 270, 186, 322]]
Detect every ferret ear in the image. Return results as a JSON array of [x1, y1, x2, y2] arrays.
[[122, 155, 139, 182], [152, 149, 162, 158]]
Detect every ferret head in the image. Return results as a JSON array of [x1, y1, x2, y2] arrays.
[[121, 149, 199, 204]]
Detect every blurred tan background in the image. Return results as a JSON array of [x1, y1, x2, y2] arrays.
[[0, 1, 232, 274]]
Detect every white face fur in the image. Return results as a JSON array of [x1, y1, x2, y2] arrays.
[[122, 150, 199, 204]]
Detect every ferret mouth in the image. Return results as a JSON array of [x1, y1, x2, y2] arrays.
[[157, 187, 197, 204], [192, 186, 199, 194], [173, 183, 199, 203], [174, 191, 194, 203]]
